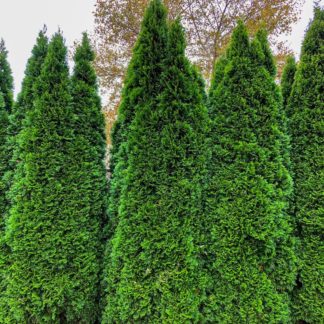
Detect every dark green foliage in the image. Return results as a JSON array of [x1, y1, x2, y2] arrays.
[[209, 55, 228, 95], [0, 40, 13, 216], [281, 55, 297, 109], [1, 32, 48, 322], [70, 32, 108, 320], [108, 0, 168, 232], [255, 28, 277, 77], [254, 30, 297, 303], [4, 29, 48, 218], [205, 21, 296, 322], [0, 92, 9, 319], [289, 8, 324, 322], [0, 40, 14, 322], [6, 32, 105, 323], [0, 40, 14, 112], [8, 28, 48, 162], [103, 1, 169, 315], [102, 15, 209, 322]]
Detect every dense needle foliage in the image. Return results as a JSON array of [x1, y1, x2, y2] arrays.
[[6, 29, 48, 186], [6, 32, 105, 322], [281, 55, 297, 110], [102, 14, 209, 322], [205, 21, 296, 322], [289, 8, 324, 323], [0, 40, 14, 322], [69, 32, 109, 320], [107, 0, 168, 235]]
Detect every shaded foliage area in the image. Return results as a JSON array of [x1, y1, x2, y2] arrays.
[[289, 7, 324, 323]]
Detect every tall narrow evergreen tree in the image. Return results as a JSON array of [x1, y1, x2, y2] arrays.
[[5, 32, 102, 323], [205, 21, 295, 322], [102, 0, 169, 313], [289, 8, 324, 323], [255, 29, 297, 298], [0, 40, 14, 321], [7, 28, 48, 178], [102, 17, 209, 322], [69, 32, 108, 320], [107, 0, 169, 244], [0, 92, 9, 320], [281, 55, 297, 111], [0, 39, 13, 216], [1, 30, 48, 322]]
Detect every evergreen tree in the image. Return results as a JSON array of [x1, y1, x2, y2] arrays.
[[0, 39, 13, 216], [7, 28, 48, 178], [1, 29, 48, 323], [69, 32, 108, 320], [205, 21, 295, 322], [102, 17, 209, 322], [281, 55, 297, 111], [107, 0, 169, 237], [0, 40, 14, 322], [0, 92, 10, 321], [255, 28, 277, 78], [289, 8, 324, 322], [255, 29, 297, 298], [5, 32, 102, 323]]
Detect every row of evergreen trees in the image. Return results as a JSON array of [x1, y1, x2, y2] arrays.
[[0, 30, 108, 322], [0, 0, 322, 322]]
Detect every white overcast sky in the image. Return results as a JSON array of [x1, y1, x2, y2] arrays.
[[0, 0, 319, 96]]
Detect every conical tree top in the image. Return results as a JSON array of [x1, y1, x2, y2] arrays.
[[281, 55, 297, 108], [256, 28, 277, 77], [227, 20, 250, 59], [168, 18, 186, 58], [302, 7, 324, 56], [37, 32, 69, 93], [16, 28, 48, 107], [73, 33, 96, 86]]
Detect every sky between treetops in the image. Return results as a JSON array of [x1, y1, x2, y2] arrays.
[[0, 0, 317, 96]]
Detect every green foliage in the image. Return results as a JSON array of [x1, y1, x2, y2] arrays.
[[255, 28, 277, 77], [204, 21, 296, 322], [103, 1, 169, 314], [0, 40, 14, 322], [4, 29, 48, 219], [209, 55, 228, 95], [281, 55, 297, 109], [0, 40, 14, 112], [0, 93, 10, 320], [5, 32, 106, 323], [102, 14, 209, 322], [1, 32, 48, 321], [107, 0, 169, 233], [70, 32, 109, 321], [289, 7, 324, 322]]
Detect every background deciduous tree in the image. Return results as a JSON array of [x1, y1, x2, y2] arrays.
[[93, 0, 304, 118]]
